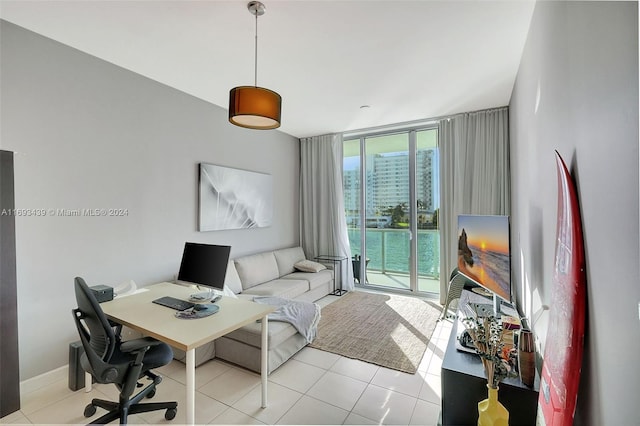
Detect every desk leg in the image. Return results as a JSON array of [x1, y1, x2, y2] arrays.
[[261, 314, 268, 408], [186, 348, 195, 425]]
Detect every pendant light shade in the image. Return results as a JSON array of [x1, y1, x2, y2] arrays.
[[229, 1, 282, 130], [229, 86, 281, 130]]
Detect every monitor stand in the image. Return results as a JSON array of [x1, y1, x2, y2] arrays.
[[493, 294, 502, 317], [471, 287, 502, 318], [468, 303, 494, 318], [470, 288, 503, 317], [189, 287, 223, 302]]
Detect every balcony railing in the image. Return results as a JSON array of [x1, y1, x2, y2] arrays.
[[347, 227, 440, 279]]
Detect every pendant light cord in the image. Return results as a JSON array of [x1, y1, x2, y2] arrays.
[[254, 10, 258, 87]]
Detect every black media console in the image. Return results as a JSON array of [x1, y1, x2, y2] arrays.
[[440, 307, 540, 425]]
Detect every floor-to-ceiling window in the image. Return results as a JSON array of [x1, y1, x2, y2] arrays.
[[343, 126, 440, 295]]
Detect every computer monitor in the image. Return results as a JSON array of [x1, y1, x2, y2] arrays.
[[177, 243, 231, 298], [457, 214, 512, 314]]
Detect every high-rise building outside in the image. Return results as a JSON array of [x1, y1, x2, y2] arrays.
[[343, 149, 436, 222]]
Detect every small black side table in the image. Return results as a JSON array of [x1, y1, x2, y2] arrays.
[[314, 255, 348, 296], [440, 295, 540, 425]]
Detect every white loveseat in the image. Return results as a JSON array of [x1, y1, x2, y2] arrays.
[[174, 246, 333, 373], [233, 246, 333, 302]]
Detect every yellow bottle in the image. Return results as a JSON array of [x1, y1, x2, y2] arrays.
[[478, 385, 509, 426]]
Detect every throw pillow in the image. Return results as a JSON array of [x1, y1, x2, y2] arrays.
[[294, 259, 327, 273]]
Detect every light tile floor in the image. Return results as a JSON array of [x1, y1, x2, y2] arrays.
[[1, 295, 453, 426]]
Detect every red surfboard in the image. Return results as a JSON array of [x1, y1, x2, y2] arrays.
[[537, 151, 587, 426]]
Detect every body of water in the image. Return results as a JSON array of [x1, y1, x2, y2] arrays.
[[348, 228, 440, 278]]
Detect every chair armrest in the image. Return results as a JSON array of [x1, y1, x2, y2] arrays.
[[120, 337, 162, 354], [108, 320, 123, 337]]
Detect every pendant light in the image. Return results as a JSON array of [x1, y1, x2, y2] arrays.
[[229, 1, 282, 130]]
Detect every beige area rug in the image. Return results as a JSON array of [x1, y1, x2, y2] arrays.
[[309, 291, 442, 374]]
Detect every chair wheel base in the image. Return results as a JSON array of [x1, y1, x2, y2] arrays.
[[84, 404, 97, 418], [165, 408, 177, 420]]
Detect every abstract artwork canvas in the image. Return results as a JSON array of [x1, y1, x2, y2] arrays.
[[199, 163, 273, 231]]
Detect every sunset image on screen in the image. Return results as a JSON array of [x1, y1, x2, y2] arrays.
[[457, 215, 511, 301]]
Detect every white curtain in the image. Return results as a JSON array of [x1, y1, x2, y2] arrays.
[[299, 134, 354, 291], [439, 107, 510, 303]]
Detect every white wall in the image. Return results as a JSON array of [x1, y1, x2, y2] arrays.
[[0, 20, 300, 380], [509, 2, 638, 424]]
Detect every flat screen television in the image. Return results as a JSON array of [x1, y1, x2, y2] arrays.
[[177, 242, 231, 298], [457, 214, 512, 311]]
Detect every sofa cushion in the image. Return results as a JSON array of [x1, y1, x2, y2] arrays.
[[224, 260, 243, 295], [294, 259, 326, 273], [241, 279, 309, 300], [235, 252, 280, 290], [283, 269, 334, 290], [273, 247, 306, 276]]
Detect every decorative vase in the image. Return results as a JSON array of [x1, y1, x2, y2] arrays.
[[518, 329, 536, 387], [478, 385, 509, 426]]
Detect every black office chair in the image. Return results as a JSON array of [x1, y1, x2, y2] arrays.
[[72, 277, 177, 424]]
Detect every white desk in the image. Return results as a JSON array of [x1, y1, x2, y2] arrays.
[[100, 282, 275, 425]]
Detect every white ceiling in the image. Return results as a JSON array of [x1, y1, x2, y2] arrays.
[[0, 0, 535, 138]]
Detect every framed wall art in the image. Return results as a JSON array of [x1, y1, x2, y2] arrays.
[[199, 163, 273, 231]]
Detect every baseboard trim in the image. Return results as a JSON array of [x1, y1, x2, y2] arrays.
[[20, 365, 68, 395]]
